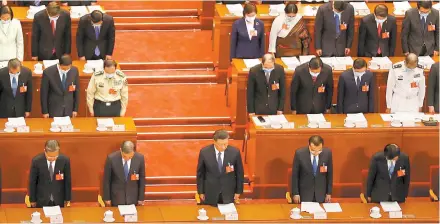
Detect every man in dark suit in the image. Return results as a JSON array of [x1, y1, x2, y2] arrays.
[[40, 55, 80, 118], [337, 58, 375, 114], [31, 2, 71, 60], [77, 10, 115, 60], [103, 141, 145, 207], [291, 57, 333, 114], [17, 1, 51, 6], [401, 1, 439, 56], [247, 53, 285, 116], [61, 0, 97, 6], [230, 3, 265, 61], [29, 140, 71, 208], [358, 4, 397, 57], [314, 1, 354, 57], [0, 58, 33, 118], [366, 144, 410, 203], [291, 135, 333, 203], [197, 129, 244, 206], [427, 62, 439, 113]]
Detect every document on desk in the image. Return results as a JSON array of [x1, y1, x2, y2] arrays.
[[301, 202, 325, 213], [251, 116, 270, 126], [86, 59, 104, 71], [267, 115, 288, 124], [8, 117, 26, 127], [218, 203, 237, 215], [334, 57, 354, 66], [303, 5, 318, 16], [53, 116, 72, 126], [380, 201, 401, 212], [419, 56, 435, 68], [243, 59, 261, 69], [392, 112, 425, 122], [118, 204, 137, 215], [43, 206, 62, 217], [320, 57, 334, 67], [323, 203, 342, 213], [43, 60, 59, 69], [307, 114, 326, 123], [269, 4, 285, 14], [371, 57, 392, 69], [346, 113, 367, 122], [299, 55, 316, 64], [380, 114, 393, 122], [87, 5, 104, 12], [97, 118, 115, 127], [281, 57, 301, 70], [350, 2, 370, 15], [434, 2, 440, 10], [226, 4, 243, 16]]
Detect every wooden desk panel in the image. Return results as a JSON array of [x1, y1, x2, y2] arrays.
[[247, 114, 439, 198], [214, 2, 416, 81], [0, 117, 137, 202], [230, 57, 438, 138]]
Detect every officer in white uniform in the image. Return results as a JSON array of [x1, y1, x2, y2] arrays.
[[386, 53, 425, 113]]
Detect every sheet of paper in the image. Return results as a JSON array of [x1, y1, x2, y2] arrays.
[[346, 113, 367, 122], [97, 118, 115, 127], [301, 202, 325, 213], [87, 5, 104, 12], [243, 59, 261, 69], [226, 4, 243, 16], [320, 57, 334, 67], [252, 116, 270, 126], [299, 55, 316, 64], [86, 59, 104, 71], [43, 206, 62, 217], [303, 5, 318, 16], [53, 116, 72, 126], [419, 56, 435, 69], [380, 201, 401, 212], [323, 203, 342, 213], [218, 203, 237, 215], [29, 5, 46, 12], [350, 2, 370, 15], [307, 114, 326, 123], [434, 2, 440, 10], [371, 57, 393, 69], [43, 60, 59, 69], [70, 6, 88, 18], [281, 57, 300, 69], [8, 117, 26, 127], [392, 112, 425, 122], [267, 115, 288, 124], [380, 114, 393, 122], [334, 56, 354, 66], [118, 204, 137, 215], [393, 1, 411, 15], [269, 4, 285, 14]]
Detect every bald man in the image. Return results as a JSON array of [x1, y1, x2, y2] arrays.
[[386, 53, 425, 113], [247, 53, 286, 116]]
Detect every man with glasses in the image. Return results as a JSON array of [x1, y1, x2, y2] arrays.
[[291, 135, 333, 203], [28, 140, 71, 208]]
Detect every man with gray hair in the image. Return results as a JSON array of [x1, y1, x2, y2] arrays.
[[0, 58, 33, 117], [28, 140, 72, 208], [386, 53, 425, 113], [197, 129, 244, 206], [103, 140, 145, 206], [247, 53, 286, 116]]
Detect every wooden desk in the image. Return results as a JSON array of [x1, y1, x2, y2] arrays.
[[246, 114, 439, 199], [214, 2, 416, 81], [1, 202, 438, 222], [229, 57, 438, 138], [0, 117, 137, 203]]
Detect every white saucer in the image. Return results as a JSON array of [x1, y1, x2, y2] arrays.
[[31, 219, 42, 224], [370, 213, 381, 219], [390, 122, 402, 127], [344, 123, 355, 128], [308, 124, 318, 128], [197, 216, 209, 221], [83, 69, 93, 73], [290, 215, 302, 219], [3, 128, 14, 133], [50, 127, 61, 132], [96, 127, 107, 132], [34, 70, 43, 74], [103, 217, 115, 222]]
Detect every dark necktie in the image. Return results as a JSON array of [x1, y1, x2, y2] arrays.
[[389, 162, 395, 178], [62, 72, 66, 88], [94, 26, 101, 56], [11, 76, 17, 97], [49, 161, 54, 181], [312, 156, 318, 176], [217, 152, 223, 173], [421, 16, 426, 33], [265, 72, 270, 84], [356, 76, 361, 88], [123, 161, 129, 181], [335, 14, 340, 37]]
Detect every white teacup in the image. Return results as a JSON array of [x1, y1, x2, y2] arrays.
[[104, 210, 113, 220], [370, 206, 381, 218], [290, 207, 301, 219], [34, 63, 43, 72], [368, 61, 379, 69], [198, 208, 207, 217], [31, 211, 41, 223], [51, 122, 59, 129], [5, 122, 14, 129]]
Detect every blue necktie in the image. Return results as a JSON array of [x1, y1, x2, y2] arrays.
[[217, 152, 223, 173], [389, 162, 395, 178], [335, 14, 340, 37], [62, 72, 66, 88], [35, 0, 41, 6], [94, 26, 101, 56], [123, 161, 129, 181], [312, 156, 318, 176], [11, 76, 17, 97], [356, 76, 361, 88], [421, 16, 426, 33]]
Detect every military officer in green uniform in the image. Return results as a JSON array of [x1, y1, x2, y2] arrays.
[[86, 60, 128, 117]]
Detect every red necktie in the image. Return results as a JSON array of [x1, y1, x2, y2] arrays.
[[377, 23, 382, 55], [51, 20, 56, 54], [312, 76, 317, 83]]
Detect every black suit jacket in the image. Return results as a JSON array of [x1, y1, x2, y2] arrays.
[[358, 14, 397, 57], [291, 147, 333, 203], [40, 65, 80, 117], [366, 152, 410, 203], [427, 62, 439, 112], [61, 0, 96, 6], [103, 151, 146, 206], [247, 63, 286, 115], [17, 1, 51, 6], [32, 10, 71, 60], [290, 63, 333, 114], [314, 2, 355, 57], [76, 13, 115, 59], [28, 153, 72, 207], [196, 145, 244, 206], [401, 8, 439, 56], [337, 69, 375, 114], [0, 66, 33, 118]]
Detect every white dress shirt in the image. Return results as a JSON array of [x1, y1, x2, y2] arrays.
[[387, 160, 396, 170], [47, 160, 56, 170], [0, 19, 24, 61], [214, 146, 224, 166], [245, 20, 254, 40], [122, 158, 131, 170], [310, 153, 319, 165]]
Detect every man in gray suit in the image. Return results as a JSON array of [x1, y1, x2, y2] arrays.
[[197, 129, 244, 206], [401, 1, 439, 56], [291, 135, 333, 203], [103, 141, 145, 207], [314, 1, 354, 57], [427, 62, 439, 113]]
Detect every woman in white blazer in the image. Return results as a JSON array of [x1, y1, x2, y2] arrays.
[[0, 6, 24, 62]]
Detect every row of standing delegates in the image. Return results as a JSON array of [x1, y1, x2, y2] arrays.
[[0, 1, 115, 63], [232, 1, 439, 59], [0, 56, 128, 118], [27, 140, 146, 208], [2, 0, 97, 6], [247, 53, 440, 116]]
